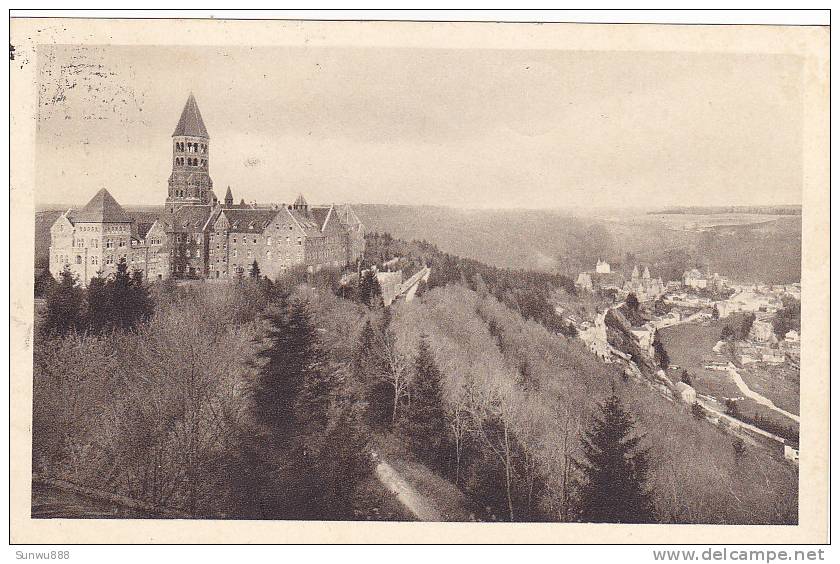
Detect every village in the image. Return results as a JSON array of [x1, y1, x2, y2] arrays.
[[566, 260, 801, 464]]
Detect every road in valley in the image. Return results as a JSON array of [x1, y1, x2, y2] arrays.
[[726, 366, 800, 423]]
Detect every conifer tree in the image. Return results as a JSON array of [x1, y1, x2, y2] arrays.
[[86, 262, 153, 333], [652, 331, 670, 370], [400, 335, 448, 471], [42, 265, 84, 335], [249, 260, 261, 279], [254, 296, 325, 437], [85, 274, 111, 333], [251, 296, 349, 519], [354, 318, 391, 425], [357, 270, 384, 307], [576, 390, 656, 523]]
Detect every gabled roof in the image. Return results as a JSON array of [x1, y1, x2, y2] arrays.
[[73, 188, 132, 223], [172, 93, 209, 138], [310, 206, 332, 231], [287, 208, 324, 237], [222, 208, 280, 233], [170, 205, 213, 231], [134, 222, 155, 240], [334, 204, 363, 228]]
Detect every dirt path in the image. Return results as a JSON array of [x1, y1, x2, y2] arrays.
[[373, 456, 442, 521]]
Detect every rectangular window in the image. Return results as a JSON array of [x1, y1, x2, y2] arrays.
[[106, 239, 113, 249]]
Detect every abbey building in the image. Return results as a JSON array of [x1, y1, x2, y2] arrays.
[[49, 94, 365, 286]]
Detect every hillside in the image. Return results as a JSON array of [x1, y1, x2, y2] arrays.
[[387, 283, 797, 523], [33, 230, 797, 523]]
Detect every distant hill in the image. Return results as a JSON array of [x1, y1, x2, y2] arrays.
[[353, 205, 801, 284], [653, 205, 801, 216], [34, 203, 801, 285]]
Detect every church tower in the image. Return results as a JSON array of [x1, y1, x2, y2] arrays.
[[166, 94, 215, 213]]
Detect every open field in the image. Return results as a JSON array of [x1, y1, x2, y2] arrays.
[[738, 363, 800, 417], [659, 317, 799, 438]]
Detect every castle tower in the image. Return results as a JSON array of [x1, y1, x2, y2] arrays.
[[166, 93, 214, 213], [224, 186, 233, 207]]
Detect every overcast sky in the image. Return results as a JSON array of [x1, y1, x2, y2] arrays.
[[36, 45, 804, 209]]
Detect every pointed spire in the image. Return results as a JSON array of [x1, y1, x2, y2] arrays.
[[172, 93, 209, 138], [224, 186, 233, 206]]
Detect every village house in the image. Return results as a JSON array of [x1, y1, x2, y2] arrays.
[[682, 268, 707, 289], [749, 320, 776, 343], [576, 260, 625, 294], [674, 382, 697, 404], [49, 94, 365, 286]]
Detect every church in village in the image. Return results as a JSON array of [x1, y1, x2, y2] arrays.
[[49, 94, 366, 286]]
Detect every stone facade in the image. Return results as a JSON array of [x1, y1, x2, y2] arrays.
[[48, 189, 171, 286], [49, 94, 365, 286]]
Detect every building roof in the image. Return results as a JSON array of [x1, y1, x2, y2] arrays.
[[170, 205, 214, 231], [172, 93, 209, 138], [72, 188, 132, 223], [287, 208, 324, 237], [310, 206, 333, 231], [293, 193, 308, 208], [674, 382, 694, 393], [224, 186, 233, 202], [334, 203, 363, 228], [223, 208, 280, 233], [592, 272, 625, 288], [134, 222, 155, 240]]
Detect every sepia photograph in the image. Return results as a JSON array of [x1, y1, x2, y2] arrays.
[[9, 12, 830, 546]]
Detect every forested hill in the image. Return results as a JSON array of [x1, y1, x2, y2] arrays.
[[363, 232, 578, 336], [34, 230, 798, 523]]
